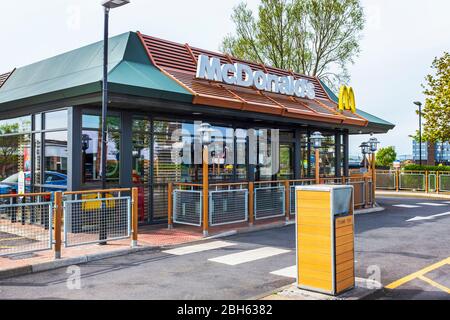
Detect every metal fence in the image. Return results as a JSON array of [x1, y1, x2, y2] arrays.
[[439, 174, 450, 192], [428, 172, 437, 192], [376, 171, 396, 190], [173, 189, 202, 226], [346, 180, 366, 207], [399, 172, 425, 191], [209, 186, 248, 226], [254, 183, 285, 220], [63, 193, 131, 247], [0, 193, 53, 257]]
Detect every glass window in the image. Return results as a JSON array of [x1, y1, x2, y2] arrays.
[[82, 114, 120, 131], [44, 131, 68, 189], [236, 129, 247, 180], [0, 116, 31, 134], [132, 118, 151, 184], [45, 110, 67, 130], [81, 130, 120, 184], [0, 134, 31, 191], [34, 114, 42, 131], [278, 143, 294, 180]]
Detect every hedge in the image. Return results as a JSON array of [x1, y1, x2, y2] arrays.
[[403, 164, 450, 172]]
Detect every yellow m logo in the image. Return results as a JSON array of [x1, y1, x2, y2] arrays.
[[338, 86, 356, 113]]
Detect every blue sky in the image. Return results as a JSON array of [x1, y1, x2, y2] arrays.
[[1, 0, 449, 157]]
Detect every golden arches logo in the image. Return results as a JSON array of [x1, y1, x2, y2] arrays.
[[338, 86, 356, 113]]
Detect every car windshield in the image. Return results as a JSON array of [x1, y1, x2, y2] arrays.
[[2, 173, 19, 184]]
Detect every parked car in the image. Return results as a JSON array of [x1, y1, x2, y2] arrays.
[[0, 171, 67, 195]]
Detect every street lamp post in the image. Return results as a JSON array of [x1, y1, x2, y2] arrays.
[[414, 101, 422, 166], [99, 0, 130, 245], [310, 131, 325, 184], [198, 123, 213, 237], [368, 136, 379, 203]]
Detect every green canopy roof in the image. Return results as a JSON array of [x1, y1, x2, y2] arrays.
[[0, 32, 191, 111]]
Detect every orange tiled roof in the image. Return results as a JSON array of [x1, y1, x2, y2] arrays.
[[137, 32, 368, 127]]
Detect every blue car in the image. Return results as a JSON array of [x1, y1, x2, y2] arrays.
[[0, 171, 67, 195]]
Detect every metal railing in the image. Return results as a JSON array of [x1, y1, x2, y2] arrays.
[[0, 193, 53, 257], [62, 189, 132, 247], [172, 183, 203, 227], [399, 172, 426, 191], [209, 183, 248, 226], [253, 181, 285, 220], [168, 177, 375, 234], [375, 170, 450, 194], [376, 171, 397, 190], [346, 179, 366, 207], [0, 188, 138, 259]]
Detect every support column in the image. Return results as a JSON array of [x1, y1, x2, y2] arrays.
[[67, 106, 82, 192], [343, 132, 349, 177], [120, 111, 133, 189], [294, 129, 302, 179], [335, 133, 342, 177]]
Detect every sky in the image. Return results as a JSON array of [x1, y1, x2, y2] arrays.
[[1, 0, 449, 157]]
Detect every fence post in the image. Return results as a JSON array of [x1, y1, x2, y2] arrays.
[[284, 180, 290, 223], [131, 188, 139, 248], [395, 169, 399, 192], [437, 171, 440, 194], [248, 182, 254, 226], [364, 177, 369, 208], [54, 192, 62, 260], [425, 171, 429, 193], [167, 183, 173, 229]]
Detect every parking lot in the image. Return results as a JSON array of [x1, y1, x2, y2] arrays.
[[0, 196, 448, 300]]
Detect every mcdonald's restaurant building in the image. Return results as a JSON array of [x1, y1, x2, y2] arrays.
[[0, 31, 394, 225]]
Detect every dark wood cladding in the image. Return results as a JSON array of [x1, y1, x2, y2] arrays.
[[137, 32, 368, 127]]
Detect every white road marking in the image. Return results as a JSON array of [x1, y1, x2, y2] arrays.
[[270, 265, 297, 278], [209, 247, 291, 265], [393, 204, 421, 208], [163, 241, 236, 256], [407, 211, 450, 222], [416, 202, 447, 207]]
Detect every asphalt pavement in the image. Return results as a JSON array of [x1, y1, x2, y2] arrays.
[[0, 196, 448, 300]]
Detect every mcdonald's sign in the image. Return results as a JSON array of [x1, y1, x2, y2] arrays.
[[338, 86, 356, 113]]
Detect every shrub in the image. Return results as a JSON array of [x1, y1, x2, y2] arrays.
[[403, 164, 450, 171]]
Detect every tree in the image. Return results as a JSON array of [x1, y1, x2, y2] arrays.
[[221, 0, 365, 89], [0, 123, 20, 179], [375, 146, 397, 167], [421, 52, 450, 144]]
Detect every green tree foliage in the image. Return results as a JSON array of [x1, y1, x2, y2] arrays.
[[375, 146, 397, 167], [221, 0, 365, 89], [0, 123, 20, 178], [421, 52, 450, 143]]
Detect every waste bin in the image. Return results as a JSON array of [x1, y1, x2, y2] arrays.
[[295, 185, 355, 295]]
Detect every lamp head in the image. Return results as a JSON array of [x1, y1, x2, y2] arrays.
[[413, 101, 422, 107], [359, 142, 369, 155], [368, 137, 380, 153], [198, 122, 213, 145], [102, 0, 130, 9], [310, 131, 325, 149]]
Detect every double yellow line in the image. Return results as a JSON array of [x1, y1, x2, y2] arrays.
[[386, 257, 450, 294]]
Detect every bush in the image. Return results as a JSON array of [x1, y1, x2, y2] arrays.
[[403, 164, 450, 172]]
